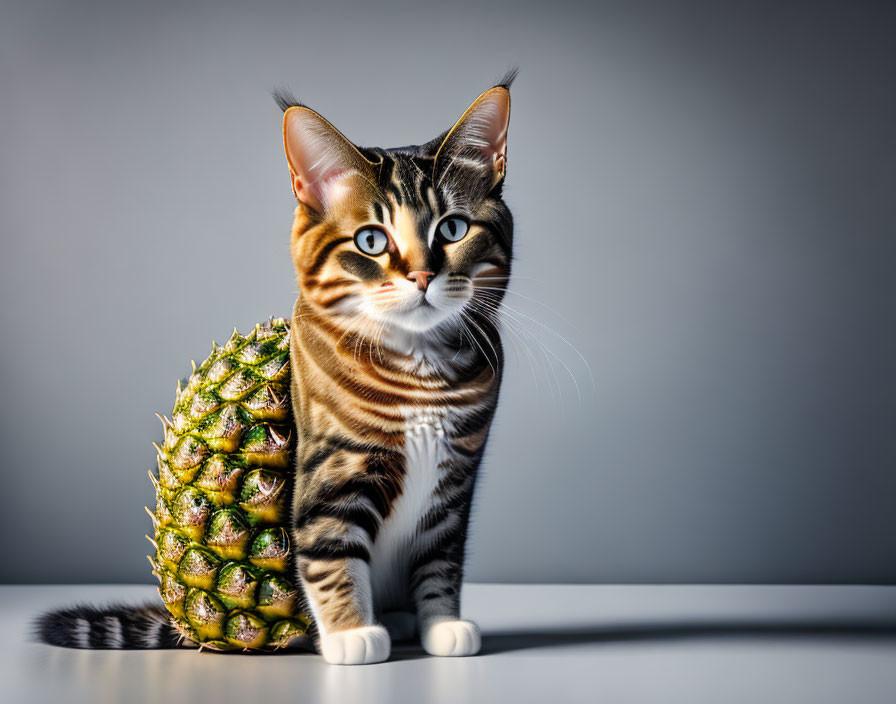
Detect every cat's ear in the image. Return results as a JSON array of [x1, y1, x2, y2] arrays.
[[282, 107, 377, 212], [433, 86, 511, 190]]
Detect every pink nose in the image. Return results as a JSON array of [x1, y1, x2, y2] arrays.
[[407, 271, 435, 292]]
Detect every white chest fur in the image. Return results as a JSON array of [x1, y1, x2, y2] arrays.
[[369, 408, 448, 609]]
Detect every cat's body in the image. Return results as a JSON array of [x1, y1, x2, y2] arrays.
[[286, 129, 511, 662], [37, 75, 514, 665]]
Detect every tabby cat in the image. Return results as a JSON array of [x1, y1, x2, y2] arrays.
[[36, 74, 514, 665]]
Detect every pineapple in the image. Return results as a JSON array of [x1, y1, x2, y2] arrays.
[[148, 317, 311, 650]]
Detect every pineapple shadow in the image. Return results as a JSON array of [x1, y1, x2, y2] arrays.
[[476, 618, 896, 655]]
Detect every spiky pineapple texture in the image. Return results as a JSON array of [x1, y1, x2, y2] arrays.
[[148, 317, 310, 650]]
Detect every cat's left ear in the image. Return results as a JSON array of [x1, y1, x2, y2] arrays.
[[433, 85, 511, 190]]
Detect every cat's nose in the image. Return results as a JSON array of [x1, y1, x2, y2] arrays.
[[407, 271, 435, 292]]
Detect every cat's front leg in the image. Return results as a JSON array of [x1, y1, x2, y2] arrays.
[[410, 536, 481, 657], [297, 556, 390, 664], [293, 451, 393, 665]]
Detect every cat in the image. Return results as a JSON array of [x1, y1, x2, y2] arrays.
[[36, 72, 515, 665]]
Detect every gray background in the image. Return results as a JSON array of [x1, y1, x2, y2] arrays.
[[1, 0, 893, 585]]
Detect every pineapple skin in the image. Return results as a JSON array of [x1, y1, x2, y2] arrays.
[[149, 317, 310, 650]]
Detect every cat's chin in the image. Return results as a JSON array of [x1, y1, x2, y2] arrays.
[[366, 301, 464, 336], [401, 312, 472, 339]]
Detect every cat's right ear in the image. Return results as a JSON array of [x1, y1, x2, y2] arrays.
[[282, 107, 377, 213]]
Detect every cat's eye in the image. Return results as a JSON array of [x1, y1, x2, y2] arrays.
[[354, 226, 389, 256], [437, 216, 469, 243]]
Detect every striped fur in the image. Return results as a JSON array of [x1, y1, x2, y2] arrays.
[[34, 604, 187, 649], [285, 79, 513, 662]]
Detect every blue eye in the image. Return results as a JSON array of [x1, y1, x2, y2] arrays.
[[437, 217, 469, 243], [354, 227, 389, 256]]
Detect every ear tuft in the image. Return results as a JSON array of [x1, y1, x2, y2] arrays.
[[272, 86, 304, 113], [496, 67, 518, 90]]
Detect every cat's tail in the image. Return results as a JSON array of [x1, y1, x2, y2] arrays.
[[34, 603, 192, 649]]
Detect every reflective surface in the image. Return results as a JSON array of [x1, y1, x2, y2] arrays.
[[7, 584, 896, 703]]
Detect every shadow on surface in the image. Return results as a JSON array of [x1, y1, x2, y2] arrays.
[[480, 620, 896, 655]]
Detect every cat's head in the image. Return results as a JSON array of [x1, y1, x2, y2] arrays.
[[280, 77, 513, 341]]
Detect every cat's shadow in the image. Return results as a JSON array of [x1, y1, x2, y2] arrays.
[[481, 619, 896, 655], [387, 619, 896, 660]]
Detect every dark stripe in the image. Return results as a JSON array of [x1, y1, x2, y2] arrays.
[[307, 236, 352, 277], [471, 218, 512, 252], [300, 436, 372, 476], [451, 406, 494, 437], [364, 454, 405, 518], [157, 623, 183, 648], [396, 167, 414, 205], [410, 563, 455, 592], [313, 476, 393, 521], [415, 173, 433, 219], [409, 524, 469, 584], [298, 541, 371, 562], [121, 618, 141, 648], [302, 445, 339, 476], [433, 463, 474, 498], [317, 278, 356, 291], [320, 293, 353, 308], [337, 251, 382, 280], [295, 501, 381, 541], [434, 185, 447, 213], [303, 566, 336, 584], [419, 501, 454, 533], [334, 582, 353, 597], [378, 155, 395, 190], [373, 201, 384, 223], [88, 619, 107, 648]]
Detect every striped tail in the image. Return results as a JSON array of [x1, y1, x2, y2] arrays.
[[35, 603, 191, 649]]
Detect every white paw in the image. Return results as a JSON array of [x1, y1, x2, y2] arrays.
[[380, 611, 417, 641], [320, 625, 391, 665], [421, 619, 481, 657]]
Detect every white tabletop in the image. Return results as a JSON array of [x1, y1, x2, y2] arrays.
[[5, 583, 896, 704]]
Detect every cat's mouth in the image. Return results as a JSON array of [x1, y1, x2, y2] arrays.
[[358, 273, 476, 334], [377, 294, 464, 333]]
